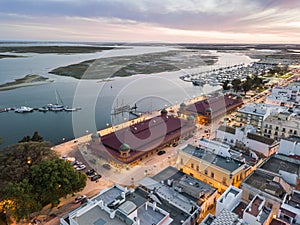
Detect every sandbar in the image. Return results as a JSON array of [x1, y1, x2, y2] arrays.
[[0, 74, 53, 91]]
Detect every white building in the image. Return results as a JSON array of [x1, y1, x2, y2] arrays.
[[216, 186, 243, 216], [243, 195, 269, 225], [265, 85, 300, 108], [139, 166, 218, 225], [279, 190, 300, 225], [60, 184, 173, 225], [236, 103, 286, 132], [201, 187, 273, 225], [215, 124, 278, 157], [278, 136, 300, 158]]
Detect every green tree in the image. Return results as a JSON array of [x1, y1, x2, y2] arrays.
[[3, 180, 42, 222], [231, 78, 242, 92], [1, 159, 86, 221], [242, 76, 252, 95], [29, 159, 86, 206], [222, 80, 230, 90], [0, 142, 57, 198]]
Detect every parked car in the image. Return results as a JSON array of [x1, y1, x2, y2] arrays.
[[72, 161, 82, 166], [86, 169, 96, 177], [91, 174, 102, 181], [74, 195, 87, 204], [102, 164, 111, 170], [157, 150, 166, 156], [75, 164, 86, 171]]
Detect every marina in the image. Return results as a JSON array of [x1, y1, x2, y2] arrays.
[[1, 106, 81, 113], [180, 62, 278, 86]]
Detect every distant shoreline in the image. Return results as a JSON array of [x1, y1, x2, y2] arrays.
[[0, 74, 53, 91]]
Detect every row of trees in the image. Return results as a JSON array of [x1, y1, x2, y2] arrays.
[[222, 75, 264, 94], [0, 132, 87, 222]]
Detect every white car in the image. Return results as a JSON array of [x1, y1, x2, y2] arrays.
[[75, 164, 86, 170]]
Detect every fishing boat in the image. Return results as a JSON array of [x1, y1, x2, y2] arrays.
[[14, 106, 33, 113]]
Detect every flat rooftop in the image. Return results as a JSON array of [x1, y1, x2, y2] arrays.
[[237, 103, 269, 116], [243, 170, 286, 199], [287, 135, 300, 143], [285, 191, 300, 209], [217, 125, 236, 135], [232, 201, 247, 218], [270, 218, 291, 225], [94, 186, 124, 204], [246, 196, 263, 217], [73, 205, 127, 225], [246, 132, 276, 145], [260, 154, 300, 174], [137, 203, 168, 225], [181, 144, 245, 172], [139, 177, 198, 223], [153, 166, 216, 199]]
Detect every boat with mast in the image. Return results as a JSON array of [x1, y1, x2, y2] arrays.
[[47, 90, 65, 111]]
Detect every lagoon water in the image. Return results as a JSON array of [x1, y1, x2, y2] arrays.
[[0, 43, 253, 147]]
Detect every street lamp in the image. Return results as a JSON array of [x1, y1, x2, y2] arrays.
[[27, 157, 32, 165]]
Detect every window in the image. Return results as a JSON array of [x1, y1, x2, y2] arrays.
[[274, 131, 278, 136], [191, 163, 194, 169], [211, 172, 214, 178], [282, 128, 286, 132], [294, 130, 297, 135], [222, 177, 227, 185], [267, 202, 273, 209], [275, 126, 279, 131], [204, 170, 208, 175], [264, 129, 267, 133], [249, 193, 254, 201], [180, 158, 183, 165], [196, 165, 199, 171]]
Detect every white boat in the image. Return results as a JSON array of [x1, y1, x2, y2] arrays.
[[15, 106, 33, 113], [64, 107, 78, 112], [47, 90, 65, 111], [38, 107, 48, 112]]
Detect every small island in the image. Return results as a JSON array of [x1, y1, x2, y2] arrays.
[[49, 50, 218, 79], [0, 46, 115, 54], [0, 74, 53, 91]]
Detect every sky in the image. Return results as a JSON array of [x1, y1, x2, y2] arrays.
[[1, 0, 300, 43]]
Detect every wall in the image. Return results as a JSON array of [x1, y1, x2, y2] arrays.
[[278, 139, 300, 156]]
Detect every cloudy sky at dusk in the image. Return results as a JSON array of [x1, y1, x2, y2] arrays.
[[1, 0, 300, 43]]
